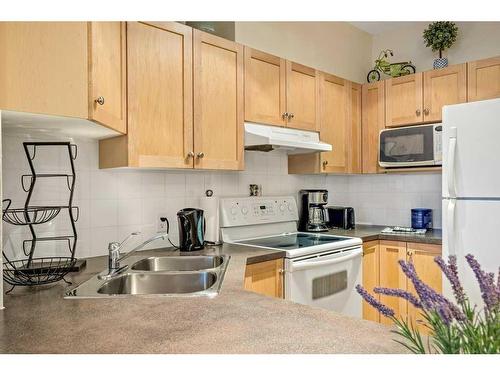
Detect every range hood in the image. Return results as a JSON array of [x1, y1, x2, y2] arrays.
[[244, 122, 332, 154]]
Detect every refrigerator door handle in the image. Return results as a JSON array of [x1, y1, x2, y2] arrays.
[[447, 199, 456, 256], [447, 127, 457, 198]]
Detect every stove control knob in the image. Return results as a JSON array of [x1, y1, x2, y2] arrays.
[[287, 202, 293, 211], [241, 207, 248, 215], [230, 207, 238, 215], [279, 203, 285, 212]]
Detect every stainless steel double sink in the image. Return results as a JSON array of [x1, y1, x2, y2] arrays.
[[65, 254, 230, 299]]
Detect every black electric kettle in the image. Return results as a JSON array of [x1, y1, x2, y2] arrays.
[[177, 208, 205, 252]]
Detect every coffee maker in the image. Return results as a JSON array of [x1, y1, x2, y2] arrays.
[[298, 189, 329, 232]]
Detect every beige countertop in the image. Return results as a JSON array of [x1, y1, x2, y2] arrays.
[[0, 243, 407, 354]]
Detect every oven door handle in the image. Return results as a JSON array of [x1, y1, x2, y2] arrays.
[[289, 248, 363, 272]]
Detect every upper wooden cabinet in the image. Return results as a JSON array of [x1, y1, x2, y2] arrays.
[[193, 30, 244, 171], [288, 75, 359, 174], [100, 22, 193, 168], [244, 47, 286, 127], [361, 81, 385, 174], [244, 47, 319, 131], [100, 23, 244, 170], [385, 73, 423, 127], [468, 56, 500, 102], [423, 64, 467, 122], [0, 22, 127, 133], [286, 61, 320, 131]]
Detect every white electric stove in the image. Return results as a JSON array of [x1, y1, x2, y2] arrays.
[[219, 196, 363, 318]]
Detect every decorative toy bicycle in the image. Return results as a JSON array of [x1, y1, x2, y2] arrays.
[[367, 49, 416, 83]]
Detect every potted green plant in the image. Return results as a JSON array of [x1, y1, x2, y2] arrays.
[[423, 21, 458, 69]]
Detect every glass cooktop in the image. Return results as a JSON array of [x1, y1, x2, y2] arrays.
[[235, 232, 349, 250]]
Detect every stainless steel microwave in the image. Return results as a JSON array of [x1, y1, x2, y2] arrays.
[[379, 124, 442, 168]]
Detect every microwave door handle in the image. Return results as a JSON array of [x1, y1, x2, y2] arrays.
[[447, 199, 456, 256], [289, 248, 363, 272], [447, 127, 457, 198]]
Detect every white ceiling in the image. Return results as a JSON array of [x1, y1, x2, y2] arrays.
[[349, 22, 427, 35]]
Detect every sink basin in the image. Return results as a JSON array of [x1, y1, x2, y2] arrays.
[[131, 255, 224, 272], [97, 272, 217, 295]]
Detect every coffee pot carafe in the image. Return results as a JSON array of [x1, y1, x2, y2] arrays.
[[177, 208, 205, 251], [298, 189, 329, 232]]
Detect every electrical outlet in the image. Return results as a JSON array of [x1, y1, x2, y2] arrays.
[[158, 215, 169, 233]]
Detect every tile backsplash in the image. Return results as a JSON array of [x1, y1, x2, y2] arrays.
[[1, 133, 441, 259]]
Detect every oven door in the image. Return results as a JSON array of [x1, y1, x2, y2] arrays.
[[284, 247, 362, 318], [379, 124, 438, 167]]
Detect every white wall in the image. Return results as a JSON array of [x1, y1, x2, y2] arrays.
[[2, 131, 442, 261], [235, 22, 373, 83], [371, 22, 500, 73]]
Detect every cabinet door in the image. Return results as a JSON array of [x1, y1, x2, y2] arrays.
[[244, 47, 286, 126], [286, 61, 319, 131], [379, 241, 407, 325], [385, 73, 423, 127], [193, 30, 244, 171], [244, 259, 284, 298], [0, 22, 88, 118], [319, 72, 349, 173], [89, 22, 127, 133], [362, 241, 380, 322], [127, 22, 193, 168], [467, 56, 500, 102], [361, 81, 385, 174], [423, 64, 466, 123], [348, 82, 362, 174], [406, 243, 442, 333]]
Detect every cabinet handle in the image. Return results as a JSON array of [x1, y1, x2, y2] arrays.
[[95, 96, 105, 106], [278, 269, 285, 275], [196, 152, 205, 159], [407, 249, 414, 259], [186, 151, 195, 159], [322, 160, 328, 169], [282, 112, 289, 120], [424, 108, 430, 116], [288, 113, 295, 119], [415, 109, 421, 116]]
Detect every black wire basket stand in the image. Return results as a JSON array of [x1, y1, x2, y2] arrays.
[[2, 142, 80, 293]]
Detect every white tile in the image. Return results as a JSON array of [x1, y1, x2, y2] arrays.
[[185, 172, 205, 198], [116, 171, 142, 200], [221, 173, 239, 196], [164, 171, 186, 198], [117, 198, 143, 226], [204, 172, 223, 196], [90, 199, 118, 228], [141, 171, 165, 198], [90, 226, 118, 256], [141, 198, 167, 226], [90, 170, 118, 200]]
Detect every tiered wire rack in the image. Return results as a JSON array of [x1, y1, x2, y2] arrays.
[[2, 142, 82, 293]]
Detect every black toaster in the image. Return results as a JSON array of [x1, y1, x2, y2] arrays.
[[326, 206, 355, 230]]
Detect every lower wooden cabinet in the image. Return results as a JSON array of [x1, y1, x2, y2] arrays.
[[362, 240, 442, 331], [244, 258, 284, 299]]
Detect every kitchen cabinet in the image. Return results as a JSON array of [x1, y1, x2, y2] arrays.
[[385, 73, 423, 127], [244, 48, 319, 131], [286, 61, 320, 131], [362, 240, 442, 331], [244, 47, 286, 127], [379, 241, 408, 325], [0, 22, 127, 133], [423, 64, 467, 122], [287, 75, 359, 174], [100, 22, 193, 168], [362, 241, 380, 323], [193, 30, 244, 170], [467, 56, 500, 102], [361, 81, 385, 174], [406, 242, 442, 333], [244, 258, 284, 299], [100, 23, 244, 170]]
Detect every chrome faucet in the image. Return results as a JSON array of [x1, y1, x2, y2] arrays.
[[98, 231, 169, 280]]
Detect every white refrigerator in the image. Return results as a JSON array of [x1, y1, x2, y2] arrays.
[[442, 98, 500, 308]]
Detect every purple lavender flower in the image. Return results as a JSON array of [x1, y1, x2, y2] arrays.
[[435, 255, 466, 305], [398, 259, 466, 323], [465, 254, 499, 312], [355, 285, 395, 317], [373, 287, 422, 308]]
